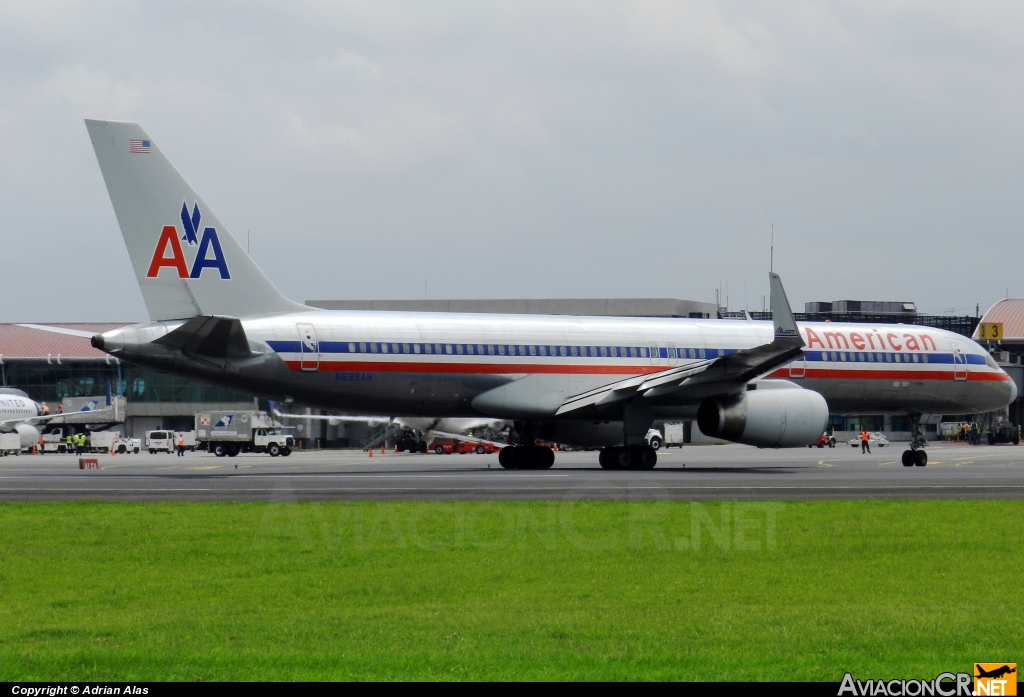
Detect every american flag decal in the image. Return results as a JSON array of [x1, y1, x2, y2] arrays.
[[129, 139, 151, 153]]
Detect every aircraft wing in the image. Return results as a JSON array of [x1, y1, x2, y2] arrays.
[[14, 324, 99, 339], [556, 273, 805, 415], [0, 408, 116, 427], [427, 430, 509, 449], [268, 403, 390, 425]]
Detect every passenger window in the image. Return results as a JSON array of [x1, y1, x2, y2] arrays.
[[498, 345, 506, 355], [477, 345, 484, 355], [698, 349, 705, 358], [424, 344, 432, 354], [600, 346, 607, 357], [348, 342, 356, 353], [466, 345, 474, 355], [487, 345, 495, 355], [456, 345, 464, 354], [445, 345, 453, 354], [570, 346, 578, 357], [922, 354, 928, 363], [392, 343, 399, 353], [371, 343, 378, 353], [381, 344, 389, 354], [529, 346, 537, 356], [403, 344, 411, 353], [912, 354, 919, 363], [413, 344, 421, 354]]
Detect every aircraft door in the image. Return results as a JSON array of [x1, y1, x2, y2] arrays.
[[953, 347, 967, 381], [297, 323, 319, 372], [649, 343, 660, 365], [788, 351, 805, 378], [667, 343, 678, 366]]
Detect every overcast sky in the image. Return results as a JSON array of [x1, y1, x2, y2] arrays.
[[2, 1, 1022, 322]]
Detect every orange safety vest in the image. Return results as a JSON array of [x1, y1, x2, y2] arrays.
[[861, 431, 868, 442]]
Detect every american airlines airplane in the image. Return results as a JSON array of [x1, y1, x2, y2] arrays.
[[83, 120, 1016, 469]]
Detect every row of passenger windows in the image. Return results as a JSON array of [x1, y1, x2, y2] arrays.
[[333, 343, 736, 359], [814, 351, 928, 363]]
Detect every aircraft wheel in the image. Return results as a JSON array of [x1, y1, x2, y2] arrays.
[[498, 446, 515, 469], [214, 444, 227, 457], [914, 450, 927, 467], [901, 450, 914, 467], [598, 447, 618, 469], [267, 443, 281, 457], [434, 445, 445, 454], [532, 446, 555, 470], [633, 445, 657, 470]]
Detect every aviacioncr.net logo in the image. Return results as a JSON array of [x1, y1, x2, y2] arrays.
[[145, 201, 231, 279]]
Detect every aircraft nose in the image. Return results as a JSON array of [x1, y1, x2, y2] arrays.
[[1006, 371, 1018, 404]]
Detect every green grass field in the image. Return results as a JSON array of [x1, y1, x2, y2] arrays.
[[0, 499, 1019, 680]]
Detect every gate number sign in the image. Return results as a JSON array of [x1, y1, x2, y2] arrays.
[[978, 322, 1004, 341]]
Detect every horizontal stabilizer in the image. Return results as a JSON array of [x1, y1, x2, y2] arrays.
[[153, 316, 252, 359]]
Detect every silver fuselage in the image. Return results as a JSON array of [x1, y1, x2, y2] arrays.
[[95, 311, 1016, 422]]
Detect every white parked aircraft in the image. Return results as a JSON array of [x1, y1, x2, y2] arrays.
[[83, 120, 1016, 469]]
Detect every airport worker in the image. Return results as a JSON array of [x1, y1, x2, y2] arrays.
[[177, 433, 185, 457], [42, 403, 49, 415], [65, 433, 73, 453], [860, 429, 870, 454]]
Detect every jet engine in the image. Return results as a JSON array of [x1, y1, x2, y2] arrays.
[[13, 423, 40, 450], [697, 385, 828, 448]]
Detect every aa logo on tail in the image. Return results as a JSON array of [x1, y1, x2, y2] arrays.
[[146, 201, 231, 279]]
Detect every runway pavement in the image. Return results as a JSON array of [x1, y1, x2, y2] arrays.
[[2, 441, 1024, 501]]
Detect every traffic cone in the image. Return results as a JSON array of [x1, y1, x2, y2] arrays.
[[381, 445, 385, 455], [368, 448, 373, 458], [394, 446, 398, 453]]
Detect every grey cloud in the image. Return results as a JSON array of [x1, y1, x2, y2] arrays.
[[1, 1, 1022, 321]]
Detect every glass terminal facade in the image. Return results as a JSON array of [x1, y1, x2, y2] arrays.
[[1, 362, 249, 405]]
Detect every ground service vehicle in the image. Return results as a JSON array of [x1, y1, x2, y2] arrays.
[[809, 432, 836, 448], [83, 120, 1018, 471], [646, 428, 664, 450], [87, 431, 118, 453], [0, 432, 21, 455], [196, 411, 294, 457], [429, 440, 497, 455], [662, 422, 686, 447], [848, 432, 889, 448], [173, 431, 197, 451], [42, 426, 76, 453], [987, 424, 1020, 445], [146, 430, 174, 453], [115, 436, 142, 454], [395, 433, 428, 453]]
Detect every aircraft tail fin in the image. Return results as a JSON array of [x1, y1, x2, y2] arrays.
[[85, 120, 306, 321]]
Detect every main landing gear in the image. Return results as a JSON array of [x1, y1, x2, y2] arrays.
[[499, 445, 555, 470], [901, 414, 928, 467], [599, 445, 657, 470]]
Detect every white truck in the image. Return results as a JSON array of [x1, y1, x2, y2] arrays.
[[173, 431, 197, 451], [42, 426, 74, 453], [645, 423, 686, 450], [196, 411, 295, 457]]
